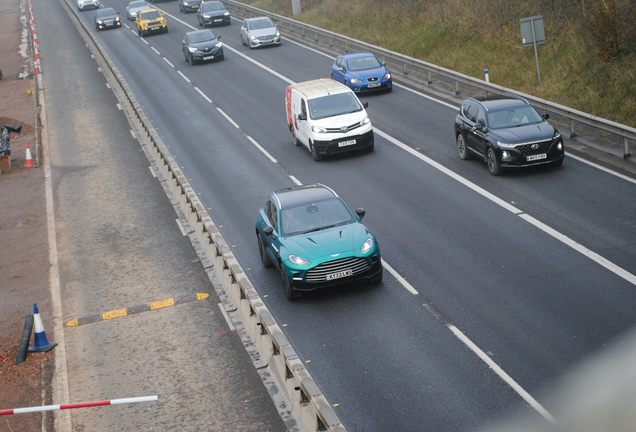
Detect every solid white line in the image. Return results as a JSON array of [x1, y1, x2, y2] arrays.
[[381, 259, 418, 294], [448, 324, 557, 424], [39, 73, 72, 431], [246, 136, 277, 164], [148, 166, 156, 177], [130, 130, 135, 138], [518, 213, 636, 284], [218, 303, 235, 330], [194, 87, 212, 103], [151, 47, 160, 55], [216, 107, 239, 128], [117, 103, 122, 110], [565, 151, 636, 185], [175, 218, 187, 236], [177, 71, 190, 83], [163, 57, 174, 68]]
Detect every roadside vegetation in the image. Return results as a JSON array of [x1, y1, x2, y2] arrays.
[[240, 0, 636, 127]]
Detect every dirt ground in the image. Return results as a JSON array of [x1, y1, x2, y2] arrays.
[[0, 0, 56, 430]]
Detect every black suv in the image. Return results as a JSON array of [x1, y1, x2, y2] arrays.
[[454, 94, 564, 175]]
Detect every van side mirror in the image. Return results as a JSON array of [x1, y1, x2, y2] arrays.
[[363, 102, 369, 108], [356, 208, 365, 220], [297, 113, 307, 121]]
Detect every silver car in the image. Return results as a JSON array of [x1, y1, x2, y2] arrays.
[[78, 0, 99, 11], [126, 0, 151, 20], [240, 17, 281, 49]]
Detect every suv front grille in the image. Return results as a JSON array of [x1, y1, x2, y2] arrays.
[[517, 140, 552, 156], [305, 257, 370, 282]]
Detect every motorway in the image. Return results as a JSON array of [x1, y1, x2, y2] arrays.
[[50, 0, 636, 430]]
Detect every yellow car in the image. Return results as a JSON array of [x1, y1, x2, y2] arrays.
[[136, 8, 168, 36]]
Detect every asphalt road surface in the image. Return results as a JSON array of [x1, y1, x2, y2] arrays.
[[36, 0, 636, 430]]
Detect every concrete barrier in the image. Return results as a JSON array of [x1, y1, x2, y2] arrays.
[[56, 0, 345, 430]]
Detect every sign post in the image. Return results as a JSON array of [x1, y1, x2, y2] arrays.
[[520, 15, 545, 85], [291, 0, 301, 15]]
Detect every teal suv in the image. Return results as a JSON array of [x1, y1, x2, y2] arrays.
[[256, 184, 382, 300]]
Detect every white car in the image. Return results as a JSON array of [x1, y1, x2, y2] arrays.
[[78, 0, 99, 11], [126, 0, 151, 20], [240, 17, 281, 49]]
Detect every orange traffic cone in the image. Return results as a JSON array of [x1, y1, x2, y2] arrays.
[[25, 142, 34, 168], [34, 60, 41, 74]]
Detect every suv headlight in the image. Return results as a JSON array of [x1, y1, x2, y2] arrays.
[[360, 238, 374, 254], [311, 125, 327, 133], [350, 78, 363, 84], [188, 47, 198, 52], [383, 73, 391, 80], [497, 141, 515, 149], [276, 31, 280, 37], [215, 42, 222, 48], [288, 255, 310, 266], [553, 131, 561, 139], [224, 10, 229, 15]]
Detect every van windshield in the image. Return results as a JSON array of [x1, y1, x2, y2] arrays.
[[308, 92, 363, 120]]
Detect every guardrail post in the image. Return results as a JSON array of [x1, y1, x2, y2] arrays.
[[403, 62, 408, 75], [289, 23, 293, 32], [344, 42, 348, 53], [301, 28, 305, 38], [569, 119, 577, 138], [455, 80, 460, 95], [427, 71, 432, 84], [624, 137, 632, 159], [328, 37, 332, 47], [314, 31, 318, 42]]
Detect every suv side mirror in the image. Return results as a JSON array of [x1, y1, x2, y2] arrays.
[[473, 123, 485, 131], [363, 101, 369, 109], [217, 35, 221, 40], [356, 208, 365, 220], [263, 226, 273, 236], [543, 113, 550, 120]]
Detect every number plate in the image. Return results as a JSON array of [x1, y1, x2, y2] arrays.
[[326, 269, 353, 280], [338, 139, 356, 147], [526, 153, 547, 162], [203, 56, 214, 60], [214, 18, 222, 22], [151, 27, 159, 30], [368, 83, 381, 88]]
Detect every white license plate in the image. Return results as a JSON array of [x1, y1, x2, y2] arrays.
[[151, 27, 159, 30], [338, 139, 356, 147], [368, 83, 381, 88], [203, 56, 214, 60], [526, 153, 547, 162], [214, 18, 222, 22], [326, 269, 353, 281]]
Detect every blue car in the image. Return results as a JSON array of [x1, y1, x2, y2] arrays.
[[331, 52, 392, 93], [255, 184, 383, 300]]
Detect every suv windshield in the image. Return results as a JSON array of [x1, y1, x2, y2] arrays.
[[281, 198, 354, 237], [130, 1, 146, 7], [308, 92, 362, 120], [140, 10, 161, 20], [189, 31, 215, 43], [487, 105, 544, 129]]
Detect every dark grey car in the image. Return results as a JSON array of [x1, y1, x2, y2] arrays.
[[182, 29, 224, 65], [196, 1, 230, 27], [179, 0, 201, 13]]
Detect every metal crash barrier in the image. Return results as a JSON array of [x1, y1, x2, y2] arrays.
[[223, 0, 635, 159]]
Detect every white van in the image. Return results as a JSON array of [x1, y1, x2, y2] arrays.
[[285, 79, 374, 161]]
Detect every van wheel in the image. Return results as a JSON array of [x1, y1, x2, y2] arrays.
[[310, 142, 322, 161]]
